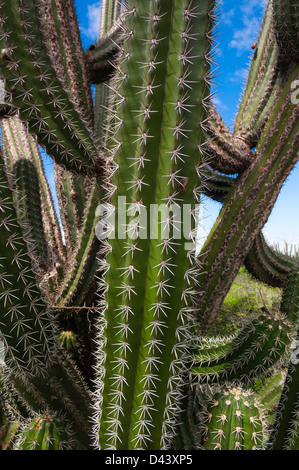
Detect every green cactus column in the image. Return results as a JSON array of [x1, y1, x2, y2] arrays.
[[244, 232, 295, 290], [93, 0, 216, 450], [233, 1, 282, 147], [191, 311, 294, 386], [207, 106, 253, 174], [93, 0, 122, 142], [196, 63, 299, 332], [1, 116, 66, 270]]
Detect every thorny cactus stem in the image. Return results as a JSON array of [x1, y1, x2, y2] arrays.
[[197, 64, 299, 331], [93, 0, 216, 450], [191, 312, 295, 386], [0, 0, 99, 174], [14, 412, 71, 450], [201, 387, 266, 450], [0, 0, 298, 452]]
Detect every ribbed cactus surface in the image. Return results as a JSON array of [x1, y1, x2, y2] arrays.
[[191, 312, 294, 385], [0, 421, 19, 450], [94, 0, 216, 450], [15, 413, 70, 450], [201, 387, 265, 450], [0, 0, 298, 451]]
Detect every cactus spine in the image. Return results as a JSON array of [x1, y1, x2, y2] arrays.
[[93, 0, 216, 450], [15, 413, 71, 450], [201, 387, 265, 450], [0, 0, 298, 451]]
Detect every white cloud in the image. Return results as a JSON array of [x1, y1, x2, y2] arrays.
[[80, 2, 102, 41], [229, 16, 261, 55], [212, 96, 228, 111], [240, 0, 267, 16], [229, 0, 267, 56], [221, 8, 235, 26]]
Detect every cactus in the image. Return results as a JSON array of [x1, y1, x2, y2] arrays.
[[59, 331, 78, 353], [191, 311, 295, 386], [0, 0, 298, 451], [14, 412, 71, 450], [258, 370, 285, 425], [200, 386, 266, 450], [92, 0, 219, 450], [0, 421, 19, 450]]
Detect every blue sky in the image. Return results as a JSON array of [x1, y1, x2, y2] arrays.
[[58, 0, 299, 249]]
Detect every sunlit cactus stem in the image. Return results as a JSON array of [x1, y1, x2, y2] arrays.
[[93, 0, 216, 450], [0, 0, 298, 452]]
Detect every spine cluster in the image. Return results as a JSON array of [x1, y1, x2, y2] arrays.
[[0, 0, 298, 452], [93, 0, 217, 450]]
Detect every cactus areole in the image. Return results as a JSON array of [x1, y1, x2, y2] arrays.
[[0, 0, 298, 452]]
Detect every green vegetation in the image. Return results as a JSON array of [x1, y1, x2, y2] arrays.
[[210, 266, 282, 335]]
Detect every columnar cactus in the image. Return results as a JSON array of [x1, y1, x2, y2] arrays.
[[0, 0, 298, 451], [92, 0, 218, 450]]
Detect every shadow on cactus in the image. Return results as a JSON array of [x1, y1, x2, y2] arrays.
[[0, 0, 298, 451]]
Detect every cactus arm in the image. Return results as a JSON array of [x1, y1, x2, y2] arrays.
[[173, 388, 202, 450], [13, 159, 50, 265], [93, 0, 123, 143], [280, 270, 299, 319], [0, 423, 19, 450], [46, 0, 95, 125], [27, 148, 66, 269], [4, 352, 94, 448], [196, 65, 299, 331], [201, 158, 295, 289], [243, 232, 295, 289], [0, 121, 49, 266], [0, 116, 66, 283], [52, 166, 102, 371], [191, 312, 294, 386], [201, 387, 265, 450], [203, 167, 295, 290], [0, 0, 100, 174], [259, 370, 285, 422], [201, 147, 296, 293], [53, 161, 96, 259], [267, 273, 299, 450], [1, 117, 66, 259], [54, 163, 81, 252], [207, 106, 253, 175], [0, 153, 57, 373], [85, 25, 122, 85], [99, 0, 122, 34], [0, 368, 33, 422], [13, 413, 72, 450], [233, 1, 283, 147], [0, 153, 93, 447], [272, 0, 299, 63], [54, 180, 100, 307], [1, 0, 299, 452], [202, 166, 236, 202]]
